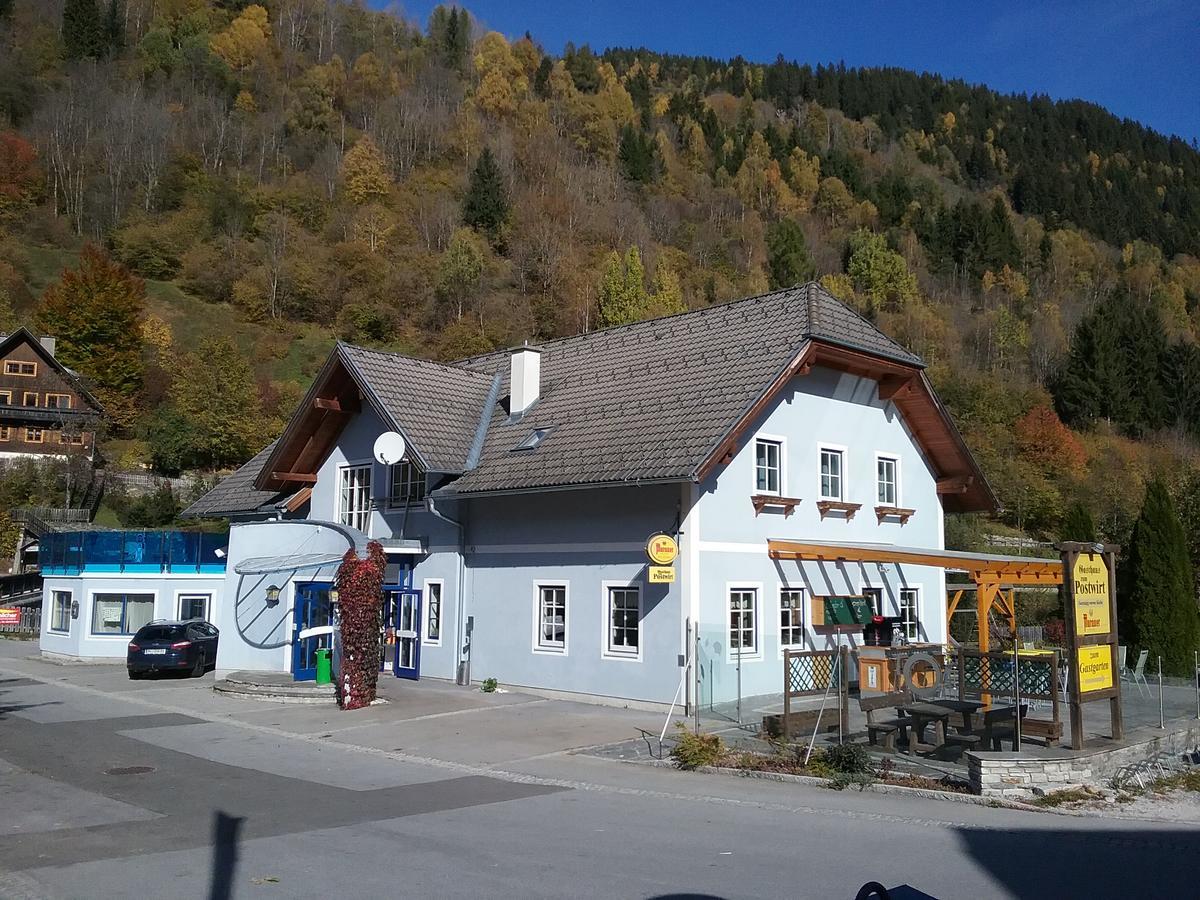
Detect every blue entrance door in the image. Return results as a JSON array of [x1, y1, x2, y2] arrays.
[[389, 588, 422, 680], [293, 582, 332, 681]]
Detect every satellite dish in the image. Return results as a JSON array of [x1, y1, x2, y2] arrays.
[[373, 431, 406, 465]]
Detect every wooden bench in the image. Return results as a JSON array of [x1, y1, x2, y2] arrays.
[[1020, 716, 1063, 746], [860, 692, 911, 753], [982, 704, 1029, 751], [941, 731, 982, 757], [761, 709, 840, 739]]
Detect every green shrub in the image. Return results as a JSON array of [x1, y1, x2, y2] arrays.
[[480, 677, 498, 693], [669, 725, 725, 770], [821, 743, 875, 776]]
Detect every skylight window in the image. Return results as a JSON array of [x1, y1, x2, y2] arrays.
[[512, 427, 552, 452]]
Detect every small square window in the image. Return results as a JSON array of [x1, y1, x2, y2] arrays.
[[0, 391, 11, 405], [605, 586, 640, 658], [819, 448, 844, 501], [899, 588, 920, 641], [389, 461, 426, 504], [729, 588, 758, 656], [45, 393, 72, 410], [179, 593, 210, 621], [24, 427, 43, 443], [22, 392, 38, 407], [754, 438, 782, 495]]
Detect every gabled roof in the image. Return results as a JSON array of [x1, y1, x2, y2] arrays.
[[190, 283, 996, 517], [0, 327, 104, 414], [180, 441, 290, 518]]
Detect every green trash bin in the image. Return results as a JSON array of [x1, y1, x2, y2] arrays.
[[315, 648, 332, 685]]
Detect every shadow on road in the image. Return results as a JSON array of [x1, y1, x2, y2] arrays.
[[0, 678, 59, 720], [956, 823, 1200, 898], [208, 811, 244, 900]]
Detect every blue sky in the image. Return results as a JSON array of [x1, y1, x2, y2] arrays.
[[383, 1, 1200, 141]]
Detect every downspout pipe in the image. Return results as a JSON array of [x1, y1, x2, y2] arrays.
[[426, 495, 469, 685]]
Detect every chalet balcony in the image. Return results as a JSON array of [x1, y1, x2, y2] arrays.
[[40, 530, 227, 576]]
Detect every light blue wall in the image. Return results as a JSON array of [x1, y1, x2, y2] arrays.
[[40, 573, 225, 660], [693, 366, 948, 703], [463, 485, 684, 704], [216, 520, 350, 673]]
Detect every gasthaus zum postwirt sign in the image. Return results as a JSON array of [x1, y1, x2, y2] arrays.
[[1072, 553, 1111, 637], [646, 533, 678, 583], [1061, 543, 1123, 749]]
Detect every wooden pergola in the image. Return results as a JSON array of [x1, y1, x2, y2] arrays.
[[767, 539, 1064, 651]]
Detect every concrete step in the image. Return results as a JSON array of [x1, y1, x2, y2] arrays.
[[214, 672, 336, 704]]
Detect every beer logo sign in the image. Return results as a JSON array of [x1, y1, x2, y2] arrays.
[[1072, 553, 1111, 637], [645, 533, 679, 566]]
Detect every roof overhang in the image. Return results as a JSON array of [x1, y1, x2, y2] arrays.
[[255, 345, 432, 494], [768, 539, 1063, 585], [695, 339, 997, 514]]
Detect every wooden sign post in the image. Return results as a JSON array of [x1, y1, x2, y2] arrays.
[[1059, 542, 1123, 750]]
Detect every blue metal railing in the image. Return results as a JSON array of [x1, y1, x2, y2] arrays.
[[39, 531, 227, 576]]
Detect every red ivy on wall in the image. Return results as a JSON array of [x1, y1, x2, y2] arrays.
[[335, 541, 386, 710]]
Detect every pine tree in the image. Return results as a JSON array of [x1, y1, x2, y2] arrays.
[[103, 0, 124, 54], [1060, 501, 1096, 542], [1119, 478, 1200, 676], [462, 148, 509, 244], [765, 218, 815, 289], [62, 0, 103, 60], [617, 125, 658, 184]]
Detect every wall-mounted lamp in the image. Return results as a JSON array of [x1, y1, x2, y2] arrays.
[[214, 547, 226, 559], [265, 585, 281, 607], [329, 589, 340, 604]]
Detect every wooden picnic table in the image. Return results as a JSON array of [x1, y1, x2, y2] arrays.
[[896, 701, 952, 754], [927, 698, 985, 733]]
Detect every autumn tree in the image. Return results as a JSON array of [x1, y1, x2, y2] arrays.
[[37, 245, 145, 422], [0, 132, 39, 215], [1119, 478, 1200, 676], [597, 247, 649, 328], [845, 229, 918, 312], [436, 227, 484, 322], [766, 218, 815, 289], [462, 148, 509, 244], [210, 5, 271, 73], [648, 265, 685, 317], [341, 136, 392, 205], [1014, 405, 1086, 474]]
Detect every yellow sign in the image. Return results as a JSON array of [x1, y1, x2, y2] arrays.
[[645, 533, 679, 566], [1072, 553, 1111, 637], [648, 566, 676, 584], [1077, 645, 1114, 693]]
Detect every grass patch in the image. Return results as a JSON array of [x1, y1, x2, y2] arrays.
[[1032, 786, 1102, 808], [1148, 770, 1200, 794]]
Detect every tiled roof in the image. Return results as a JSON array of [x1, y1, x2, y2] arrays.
[[338, 344, 495, 473], [448, 283, 921, 494], [190, 283, 983, 514], [180, 441, 288, 518]]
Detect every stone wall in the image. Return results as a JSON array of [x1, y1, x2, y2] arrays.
[[968, 721, 1200, 798]]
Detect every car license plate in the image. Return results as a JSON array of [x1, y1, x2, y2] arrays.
[[144, 649, 166, 655]]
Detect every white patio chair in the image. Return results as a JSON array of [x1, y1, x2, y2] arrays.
[[1122, 649, 1150, 698]]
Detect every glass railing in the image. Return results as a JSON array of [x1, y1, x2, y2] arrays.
[[40, 531, 227, 575]]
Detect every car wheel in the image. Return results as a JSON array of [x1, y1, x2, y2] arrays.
[[191, 655, 205, 678], [128, 669, 142, 680]]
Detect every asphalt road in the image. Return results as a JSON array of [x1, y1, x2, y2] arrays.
[[1, 658, 1197, 899]]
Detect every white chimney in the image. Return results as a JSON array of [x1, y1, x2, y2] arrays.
[[509, 344, 541, 417], [39, 336, 56, 357]]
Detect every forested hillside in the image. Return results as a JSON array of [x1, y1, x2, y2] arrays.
[[2, 0, 1200, 554]]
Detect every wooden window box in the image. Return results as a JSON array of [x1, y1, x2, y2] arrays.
[[875, 505, 916, 525], [816, 500, 862, 520], [751, 494, 802, 517]]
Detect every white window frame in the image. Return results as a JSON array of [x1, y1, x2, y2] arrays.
[[87, 589, 158, 638], [389, 460, 426, 505], [779, 585, 805, 653], [50, 590, 72, 634], [899, 587, 920, 641], [601, 580, 642, 661], [817, 443, 847, 502], [752, 434, 786, 496], [422, 578, 444, 646], [176, 591, 212, 622], [875, 453, 900, 507], [726, 582, 763, 662], [532, 581, 569, 655], [337, 462, 373, 535]]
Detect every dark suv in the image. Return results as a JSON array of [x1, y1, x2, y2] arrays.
[[127, 620, 219, 678]]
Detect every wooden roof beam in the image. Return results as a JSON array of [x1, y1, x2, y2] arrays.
[[937, 475, 974, 495], [877, 374, 915, 401], [270, 471, 317, 484]]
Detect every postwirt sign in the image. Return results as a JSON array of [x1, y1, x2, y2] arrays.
[[1060, 543, 1122, 749]]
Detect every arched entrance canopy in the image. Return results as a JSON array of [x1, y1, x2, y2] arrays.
[[767, 539, 1064, 651]]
